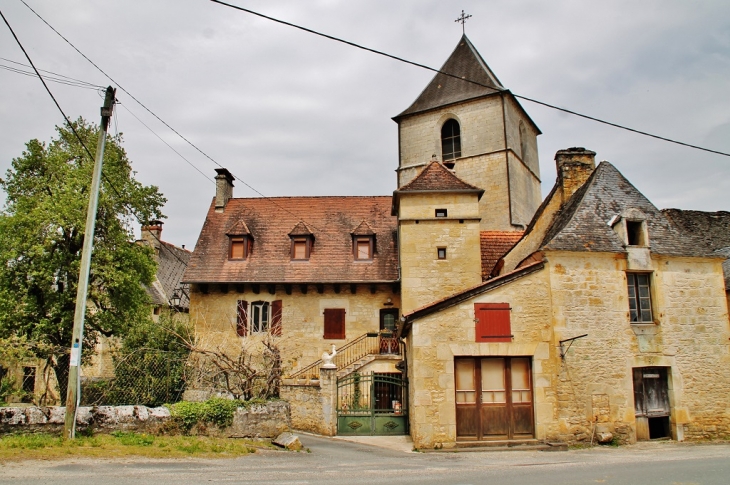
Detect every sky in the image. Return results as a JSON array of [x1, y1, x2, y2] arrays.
[[1, 0, 729, 249]]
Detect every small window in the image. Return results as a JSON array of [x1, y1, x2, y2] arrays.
[[474, 303, 512, 342], [324, 308, 346, 339], [22, 366, 36, 394], [229, 236, 249, 259], [437, 247, 447, 260], [251, 301, 270, 333], [435, 209, 448, 218], [354, 237, 373, 260], [291, 237, 311, 260], [441, 119, 461, 160], [626, 220, 645, 246], [627, 273, 653, 323]]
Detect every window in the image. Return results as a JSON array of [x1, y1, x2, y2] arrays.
[[474, 303, 512, 342], [236, 300, 282, 336], [435, 208, 448, 218], [627, 273, 653, 323], [22, 366, 36, 394], [441, 119, 461, 161], [291, 237, 311, 260], [229, 236, 249, 259], [354, 236, 373, 260], [324, 308, 346, 339], [626, 220, 646, 246], [437, 247, 447, 260]]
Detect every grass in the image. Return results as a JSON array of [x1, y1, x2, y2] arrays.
[[0, 432, 274, 461]]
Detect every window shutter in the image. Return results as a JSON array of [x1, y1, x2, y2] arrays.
[[474, 303, 511, 342], [236, 300, 248, 337], [271, 300, 282, 336], [324, 308, 345, 339]]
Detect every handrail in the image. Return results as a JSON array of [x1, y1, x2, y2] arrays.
[[287, 331, 400, 380]]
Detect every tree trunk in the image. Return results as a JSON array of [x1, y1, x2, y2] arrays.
[[54, 353, 70, 404]]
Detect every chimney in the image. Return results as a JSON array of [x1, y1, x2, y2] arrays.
[[215, 168, 235, 212], [141, 220, 163, 257], [555, 147, 596, 203]]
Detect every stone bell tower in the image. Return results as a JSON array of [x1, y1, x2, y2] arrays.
[[393, 35, 542, 232]]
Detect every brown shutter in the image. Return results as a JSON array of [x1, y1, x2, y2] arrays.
[[236, 300, 248, 337], [271, 300, 282, 336], [323, 308, 345, 339], [474, 303, 511, 342]]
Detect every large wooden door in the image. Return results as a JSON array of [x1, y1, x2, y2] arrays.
[[633, 367, 671, 440], [455, 357, 534, 441]]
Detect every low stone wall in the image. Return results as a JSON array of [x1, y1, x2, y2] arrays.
[[0, 401, 290, 438]]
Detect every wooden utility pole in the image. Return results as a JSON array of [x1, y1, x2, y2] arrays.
[[64, 86, 116, 439]]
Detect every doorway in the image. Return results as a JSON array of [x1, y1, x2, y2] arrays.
[[454, 357, 534, 441], [633, 367, 671, 440]]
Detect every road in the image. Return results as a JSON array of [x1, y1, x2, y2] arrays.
[[2, 436, 729, 484]]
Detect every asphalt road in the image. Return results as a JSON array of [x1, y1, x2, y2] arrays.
[[2, 436, 729, 485]]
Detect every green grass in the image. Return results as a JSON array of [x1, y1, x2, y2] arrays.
[[0, 432, 271, 461]]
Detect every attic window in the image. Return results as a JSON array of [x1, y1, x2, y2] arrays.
[[437, 247, 447, 260], [291, 237, 312, 260], [626, 220, 646, 246], [441, 119, 461, 161], [229, 236, 250, 260], [354, 236, 374, 261], [435, 209, 448, 218]]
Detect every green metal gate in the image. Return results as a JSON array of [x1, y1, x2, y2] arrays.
[[337, 372, 408, 435]]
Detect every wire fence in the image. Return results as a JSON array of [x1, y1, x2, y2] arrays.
[[80, 349, 188, 407]]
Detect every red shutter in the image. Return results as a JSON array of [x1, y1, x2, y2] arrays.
[[236, 300, 248, 337], [474, 303, 511, 342], [271, 300, 282, 336], [323, 308, 345, 339]]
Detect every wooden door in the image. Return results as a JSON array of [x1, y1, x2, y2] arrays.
[[633, 367, 670, 440], [455, 357, 534, 440]]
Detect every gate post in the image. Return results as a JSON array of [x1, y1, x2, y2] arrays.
[[320, 367, 338, 436]]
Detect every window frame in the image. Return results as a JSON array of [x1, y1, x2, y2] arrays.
[[626, 220, 647, 247], [250, 300, 270, 333], [435, 208, 448, 218], [627, 272, 654, 323], [229, 236, 249, 260], [353, 236, 374, 261], [437, 247, 447, 260], [441, 119, 462, 161], [291, 236, 312, 261]]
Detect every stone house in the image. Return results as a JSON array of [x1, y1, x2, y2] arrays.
[[182, 35, 729, 446]]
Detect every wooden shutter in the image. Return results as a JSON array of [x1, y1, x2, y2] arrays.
[[236, 300, 248, 337], [323, 308, 345, 339], [474, 303, 511, 342], [271, 300, 282, 336]]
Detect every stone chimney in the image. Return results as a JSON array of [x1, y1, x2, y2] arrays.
[[141, 220, 163, 257], [215, 168, 235, 212], [555, 147, 596, 203]]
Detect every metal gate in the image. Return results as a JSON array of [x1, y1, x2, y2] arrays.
[[337, 372, 408, 435]]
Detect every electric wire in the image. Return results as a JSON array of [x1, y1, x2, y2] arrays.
[[210, 0, 730, 158], [0, 61, 104, 90], [0, 7, 192, 274]]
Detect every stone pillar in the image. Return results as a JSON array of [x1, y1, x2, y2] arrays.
[[319, 367, 338, 436]]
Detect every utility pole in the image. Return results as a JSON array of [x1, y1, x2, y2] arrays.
[[64, 86, 116, 439]]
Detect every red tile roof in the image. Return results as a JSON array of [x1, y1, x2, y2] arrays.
[[183, 196, 398, 284], [480, 231, 524, 280], [399, 161, 482, 192]]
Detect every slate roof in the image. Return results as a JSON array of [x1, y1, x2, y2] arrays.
[[146, 241, 191, 309], [662, 209, 730, 288], [395, 35, 504, 119], [540, 162, 718, 258], [480, 231, 524, 280], [183, 197, 398, 284]]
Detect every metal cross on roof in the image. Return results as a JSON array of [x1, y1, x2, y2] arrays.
[[455, 9, 472, 34]]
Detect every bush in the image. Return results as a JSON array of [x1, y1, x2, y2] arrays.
[[168, 398, 240, 432]]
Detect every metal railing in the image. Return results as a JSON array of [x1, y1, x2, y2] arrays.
[[288, 332, 402, 381]]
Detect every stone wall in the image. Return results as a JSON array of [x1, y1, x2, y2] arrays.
[[0, 401, 290, 438], [280, 367, 337, 436]]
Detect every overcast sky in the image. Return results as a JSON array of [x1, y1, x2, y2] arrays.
[[1, 0, 729, 248]]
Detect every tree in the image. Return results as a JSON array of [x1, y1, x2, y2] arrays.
[[0, 117, 166, 400]]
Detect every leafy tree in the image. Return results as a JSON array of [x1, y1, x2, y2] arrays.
[[0, 117, 166, 400]]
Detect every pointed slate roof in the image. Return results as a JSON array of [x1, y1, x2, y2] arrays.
[[540, 162, 718, 258], [398, 161, 483, 193], [395, 35, 504, 119]]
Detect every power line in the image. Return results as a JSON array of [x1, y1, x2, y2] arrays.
[[0, 56, 104, 89], [210, 0, 730, 159], [18, 0, 329, 233]]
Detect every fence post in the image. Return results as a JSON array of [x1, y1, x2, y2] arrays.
[[319, 367, 338, 436]]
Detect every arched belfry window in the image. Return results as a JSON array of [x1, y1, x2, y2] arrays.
[[441, 119, 461, 161]]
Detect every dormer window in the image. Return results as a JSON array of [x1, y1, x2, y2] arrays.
[[229, 236, 250, 260], [291, 237, 311, 260], [441, 119, 461, 162], [626, 220, 646, 246], [354, 236, 374, 261]]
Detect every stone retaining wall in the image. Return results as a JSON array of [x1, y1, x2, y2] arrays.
[[0, 401, 290, 438]]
